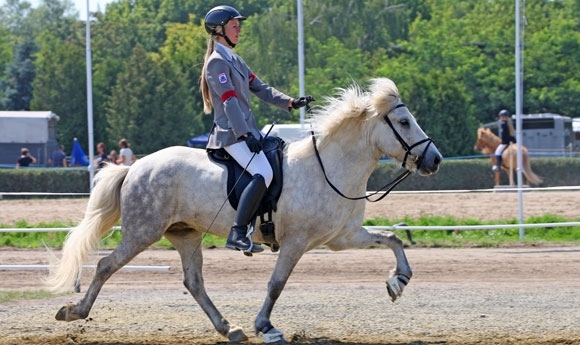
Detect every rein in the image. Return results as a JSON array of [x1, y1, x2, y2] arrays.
[[310, 102, 433, 203]]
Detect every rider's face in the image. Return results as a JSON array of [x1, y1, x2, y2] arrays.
[[224, 19, 241, 46]]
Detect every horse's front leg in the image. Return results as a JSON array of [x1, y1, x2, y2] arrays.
[[327, 227, 412, 302], [255, 243, 307, 344]]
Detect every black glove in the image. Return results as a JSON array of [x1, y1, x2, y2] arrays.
[[244, 132, 262, 153], [291, 95, 315, 109]]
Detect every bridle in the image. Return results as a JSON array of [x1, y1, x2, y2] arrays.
[[311, 102, 434, 202]]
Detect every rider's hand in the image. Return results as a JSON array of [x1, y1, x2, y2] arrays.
[[291, 95, 315, 109], [244, 133, 262, 153]]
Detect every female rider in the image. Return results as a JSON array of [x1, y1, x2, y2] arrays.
[[200, 5, 314, 254]]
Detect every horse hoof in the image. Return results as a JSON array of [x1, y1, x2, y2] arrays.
[[55, 306, 68, 321], [386, 276, 402, 302], [227, 326, 248, 342], [55, 303, 76, 322], [263, 327, 286, 344]]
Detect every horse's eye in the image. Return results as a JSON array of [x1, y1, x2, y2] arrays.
[[400, 118, 410, 126]]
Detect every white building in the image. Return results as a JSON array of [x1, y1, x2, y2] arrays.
[[0, 111, 60, 167]]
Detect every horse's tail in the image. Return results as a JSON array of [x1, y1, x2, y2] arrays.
[[522, 155, 543, 185], [46, 164, 130, 292]]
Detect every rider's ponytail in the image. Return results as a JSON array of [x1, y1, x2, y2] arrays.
[[200, 37, 217, 114]]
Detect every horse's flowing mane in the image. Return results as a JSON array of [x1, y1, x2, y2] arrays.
[[477, 127, 501, 149], [290, 78, 400, 158]]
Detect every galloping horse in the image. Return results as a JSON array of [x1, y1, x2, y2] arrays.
[[48, 78, 442, 343], [474, 127, 542, 186]]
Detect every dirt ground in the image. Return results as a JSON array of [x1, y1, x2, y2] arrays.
[[0, 192, 579, 345]]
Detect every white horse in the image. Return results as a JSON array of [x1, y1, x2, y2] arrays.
[[47, 78, 442, 343]]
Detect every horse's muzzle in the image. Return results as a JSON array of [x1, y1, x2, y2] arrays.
[[416, 145, 443, 176]]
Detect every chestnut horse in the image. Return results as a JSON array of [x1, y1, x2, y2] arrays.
[[474, 127, 542, 186]]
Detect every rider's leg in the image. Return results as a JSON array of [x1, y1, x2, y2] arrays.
[[224, 142, 273, 253], [493, 144, 506, 172], [226, 174, 267, 252], [493, 155, 502, 171]]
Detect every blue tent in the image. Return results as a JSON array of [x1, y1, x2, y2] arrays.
[[70, 138, 90, 166], [187, 133, 209, 148]]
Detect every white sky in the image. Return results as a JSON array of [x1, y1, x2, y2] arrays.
[[1, 0, 116, 20]]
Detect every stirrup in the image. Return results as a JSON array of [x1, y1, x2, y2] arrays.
[[244, 226, 264, 255]]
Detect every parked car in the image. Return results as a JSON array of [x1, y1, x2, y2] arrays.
[[261, 123, 310, 142]]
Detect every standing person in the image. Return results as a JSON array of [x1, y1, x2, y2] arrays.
[[493, 109, 516, 171], [16, 148, 37, 168], [117, 138, 136, 166], [200, 5, 314, 253], [49, 144, 68, 167], [108, 150, 118, 165], [95, 142, 109, 170]]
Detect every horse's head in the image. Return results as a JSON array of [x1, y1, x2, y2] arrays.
[[474, 127, 497, 154], [368, 78, 442, 176], [474, 127, 486, 151]]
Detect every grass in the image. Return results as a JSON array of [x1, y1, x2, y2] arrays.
[[0, 220, 225, 249], [364, 213, 580, 247], [0, 289, 58, 303], [1, 214, 579, 250]]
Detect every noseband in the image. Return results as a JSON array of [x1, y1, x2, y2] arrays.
[[383, 103, 434, 170], [311, 102, 434, 202]]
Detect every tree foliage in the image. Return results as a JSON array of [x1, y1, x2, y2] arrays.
[[106, 45, 198, 153], [0, 0, 579, 158], [0, 39, 36, 110]]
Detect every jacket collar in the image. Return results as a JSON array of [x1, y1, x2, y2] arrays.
[[215, 42, 234, 62]]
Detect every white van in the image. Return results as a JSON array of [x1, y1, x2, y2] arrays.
[[261, 123, 310, 142]]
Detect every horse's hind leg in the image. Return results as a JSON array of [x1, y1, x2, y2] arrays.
[[327, 227, 412, 302], [164, 229, 247, 342], [56, 228, 162, 322]]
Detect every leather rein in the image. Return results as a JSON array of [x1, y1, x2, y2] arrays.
[[310, 102, 434, 202]]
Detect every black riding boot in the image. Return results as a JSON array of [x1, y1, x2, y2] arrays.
[[493, 155, 502, 172], [226, 174, 267, 253]]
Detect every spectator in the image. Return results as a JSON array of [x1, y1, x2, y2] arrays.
[[116, 138, 136, 166], [95, 142, 109, 170], [49, 144, 68, 167], [16, 148, 37, 168], [108, 150, 118, 165]]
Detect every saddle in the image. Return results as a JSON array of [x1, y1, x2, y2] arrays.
[[207, 136, 285, 251]]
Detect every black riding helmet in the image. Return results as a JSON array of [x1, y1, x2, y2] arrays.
[[204, 5, 246, 47], [498, 109, 509, 117]]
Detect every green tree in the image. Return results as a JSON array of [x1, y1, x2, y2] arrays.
[[0, 25, 15, 93], [0, 39, 37, 110], [521, 0, 580, 117], [106, 45, 198, 154], [30, 33, 88, 147], [160, 19, 211, 133]]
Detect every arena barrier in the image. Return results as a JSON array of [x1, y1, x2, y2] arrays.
[[1, 188, 579, 271], [0, 225, 171, 271]]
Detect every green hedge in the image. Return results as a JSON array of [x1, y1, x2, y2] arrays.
[[369, 157, 580, 191], [0, 168, 90, 195], [1, 157, 579, 194]]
